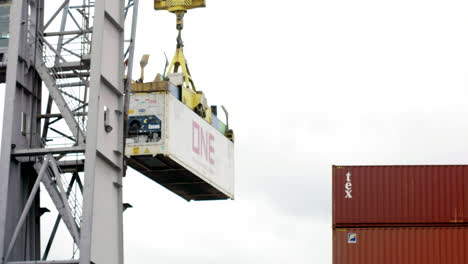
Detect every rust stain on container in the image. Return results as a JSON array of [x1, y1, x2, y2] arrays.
[[333, 227, 468, 264], [333, 165, 468, 226]]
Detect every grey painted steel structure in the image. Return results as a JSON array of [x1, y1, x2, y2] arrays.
[[0, 0, 139, 263], [0, 0, 43, 262]]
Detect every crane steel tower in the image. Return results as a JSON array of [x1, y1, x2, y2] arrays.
[[0, 0, 139, 263]]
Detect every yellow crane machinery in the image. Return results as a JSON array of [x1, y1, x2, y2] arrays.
[[131, 0, 234, 141], [155, 0, 209, 119]]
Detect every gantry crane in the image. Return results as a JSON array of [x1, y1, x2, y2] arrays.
[[0, 0, 234, 263]]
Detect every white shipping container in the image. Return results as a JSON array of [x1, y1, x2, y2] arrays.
[[125, 93, 234, 200]]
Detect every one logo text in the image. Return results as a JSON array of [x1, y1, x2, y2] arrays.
[[192, 121, 215, 165]]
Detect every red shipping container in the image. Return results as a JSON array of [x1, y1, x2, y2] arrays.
[[333, 165, 468, 226], [333, 227, 468, 264]]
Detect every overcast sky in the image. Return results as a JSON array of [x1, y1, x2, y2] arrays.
[[3, 0, 468, 263]]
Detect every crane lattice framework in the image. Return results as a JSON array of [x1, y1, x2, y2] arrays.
[[0, 0, 140, 263]]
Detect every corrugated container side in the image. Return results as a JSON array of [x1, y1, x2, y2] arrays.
[[166, 95, 235, 197], [333, 227, 468, 264], [333, 165, 468, 226]]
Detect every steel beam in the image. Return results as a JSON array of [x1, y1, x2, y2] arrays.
[[8, 261, 80, 264], [0, 0, 44, 261], [49, 128, 77, 142], [37, 158, 80, 245], [53, 60, 90, 72], [54, 72, 90, 79], [41, 39, 68, 65], [38, 112, 88, 119], [124, 0, 139, 125], [122, 0, 139, 179], [66, 12, 91, 45], [44, 0, 70, 30], [79, 1, 126, 263], [35, 53, 86, 144], [12, 146, 85, 157], [43, 30, 92, 37], [75, 173, 84, 194], [41, 96, 54, 142], [55, 1, 70, 65], [58, 82, 89, 89], [42, 173, 78, 261], [60, 90, 86, 104], [58, 161, 85, 173], [4, 158, 49, 262]]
